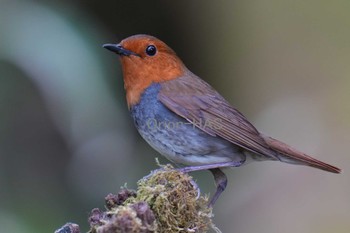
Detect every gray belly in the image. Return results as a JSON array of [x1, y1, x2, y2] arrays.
[[130, 83, 245, 166]]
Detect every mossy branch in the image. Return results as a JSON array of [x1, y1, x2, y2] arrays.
[[55, 164, 221, 233]]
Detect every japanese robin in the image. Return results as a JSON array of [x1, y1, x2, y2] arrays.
[[103, 35, 341, 206]]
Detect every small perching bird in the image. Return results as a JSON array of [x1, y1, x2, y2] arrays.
[[103, 34, 341, 206]]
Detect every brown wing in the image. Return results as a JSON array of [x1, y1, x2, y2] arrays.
[[159, 72, 278, 159]]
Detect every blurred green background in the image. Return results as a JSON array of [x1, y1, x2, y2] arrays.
[[0, 0, 349, 232]]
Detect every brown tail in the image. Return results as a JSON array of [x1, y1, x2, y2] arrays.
[[262, 135, 341, 174]]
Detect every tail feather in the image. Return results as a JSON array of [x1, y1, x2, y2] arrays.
[[262, 135, 341, 174]]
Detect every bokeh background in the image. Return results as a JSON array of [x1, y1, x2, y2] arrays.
[[0, 0, 349, 232]]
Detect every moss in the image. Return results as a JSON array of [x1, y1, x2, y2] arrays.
[[88, 202, 156, 233], [56, 164, 221, 233], [128, 164, 216, 233]]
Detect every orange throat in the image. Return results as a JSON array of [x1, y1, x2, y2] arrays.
[[121, 57, 185, 108]]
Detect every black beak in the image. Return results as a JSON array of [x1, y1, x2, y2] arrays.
[[103, 43, 140, 57]]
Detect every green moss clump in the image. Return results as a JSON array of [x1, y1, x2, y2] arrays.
[[83, 164, 221, 233], [126, 164, 218, 233]]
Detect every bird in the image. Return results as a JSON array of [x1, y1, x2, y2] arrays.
[[103, 34, 341, 206]]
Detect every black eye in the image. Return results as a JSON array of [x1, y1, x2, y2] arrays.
[[145, 45, 157, 56]]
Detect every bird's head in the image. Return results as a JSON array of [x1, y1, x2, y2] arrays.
[[104, 34, 186, 108]]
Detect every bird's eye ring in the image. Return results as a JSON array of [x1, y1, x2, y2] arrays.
[[145, 45, 157, 56]]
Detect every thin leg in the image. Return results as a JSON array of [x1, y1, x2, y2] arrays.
[[178, 159, 245, 173], [176, 159, 244, 206], [209, 168, 227, 207]]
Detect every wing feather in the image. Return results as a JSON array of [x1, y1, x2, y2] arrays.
[[159, 73, 277, 158], [158, 72, 341, 173]]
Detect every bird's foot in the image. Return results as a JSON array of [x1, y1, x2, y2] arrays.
[[141, 168, 165, 180], [188, 178, 201, 199]]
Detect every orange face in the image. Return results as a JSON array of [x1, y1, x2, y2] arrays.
[[108, 35, 186, 108]]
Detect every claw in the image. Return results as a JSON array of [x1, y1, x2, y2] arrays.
[[189, 179, 201, 199], [142, 168, 165, 180]]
